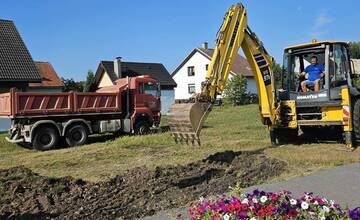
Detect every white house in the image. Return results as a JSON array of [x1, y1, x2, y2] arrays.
[[172, 43, 256, 101]]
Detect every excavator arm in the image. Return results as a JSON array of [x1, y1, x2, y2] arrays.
[[169, 3, 277, 144]]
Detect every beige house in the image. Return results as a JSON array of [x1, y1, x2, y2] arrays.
[[352, 59, 360, 74]]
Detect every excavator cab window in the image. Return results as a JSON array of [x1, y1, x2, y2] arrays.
[[283, 49, 326, 92], [329, 44, 350, 88]]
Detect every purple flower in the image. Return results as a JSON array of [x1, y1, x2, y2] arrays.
[[237, 211, 248, 219], [349, 207, 360, 220], [253, 189, 260, 196]]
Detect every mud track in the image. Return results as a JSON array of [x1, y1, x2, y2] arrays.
[[0, 150, 286, 220]]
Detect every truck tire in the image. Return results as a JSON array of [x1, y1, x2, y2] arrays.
[[352, 99, 360, 142], [65, 124, 88, 147], [33, 127, 59, 151], [134, 121, 150, 135]]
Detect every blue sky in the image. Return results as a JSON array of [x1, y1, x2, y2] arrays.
[[1, 0, 359, 81]]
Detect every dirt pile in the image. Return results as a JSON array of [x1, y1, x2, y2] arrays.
[[0, 150, 286, 220]]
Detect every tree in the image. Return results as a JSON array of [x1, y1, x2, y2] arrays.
[[83, 70, 96, 92], [62, 78, 84, 92], [271, 61, 283, 88], [223, 74, 254, 106], [349, 41, 360, 59]]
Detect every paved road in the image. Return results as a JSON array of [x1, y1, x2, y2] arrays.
[[142, 163, 360, 220]]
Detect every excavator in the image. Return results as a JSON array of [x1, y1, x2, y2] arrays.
[[169, 3, 358, 149]]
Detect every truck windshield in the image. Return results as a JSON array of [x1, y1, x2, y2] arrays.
[[144, 82, 160, 97]]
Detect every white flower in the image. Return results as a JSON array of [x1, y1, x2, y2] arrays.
[[301, 201, 309, 210], [314, 200, 319, 205], [252, 198, 258, 204], [323, 206, 330, 213], [260, 196, 268, 203], [290, 199, 297, 205], [199, 196, 205, 202], [223, 214, 230, 220], [320, 215, 326, 220], [241, 198, 249, 204], [250, 218, 257, 220]]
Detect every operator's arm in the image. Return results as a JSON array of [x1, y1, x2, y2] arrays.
[[320, 64, 325, 78]]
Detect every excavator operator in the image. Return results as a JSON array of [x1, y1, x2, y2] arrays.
[[300, 56, 325, 92]]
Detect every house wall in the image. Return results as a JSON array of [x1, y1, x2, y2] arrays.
[[160, 89, 175, 115], [173, 51, 257, 100], [98, 71, 114, 88], [173, 51, 211, 100], [247, 78, 257, 94], [0, 119, 10, 132]]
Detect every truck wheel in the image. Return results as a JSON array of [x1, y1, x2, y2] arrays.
[[33, 127, 59, 151], [65, 125, 88, 147], [134, 121, 150, 135], [352, 99, 360, 142]]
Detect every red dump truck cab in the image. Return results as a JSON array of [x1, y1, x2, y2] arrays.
[[0, 75, 161, 150]]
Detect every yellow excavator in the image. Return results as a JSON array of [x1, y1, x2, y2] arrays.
[[169, 3, 358, 149]]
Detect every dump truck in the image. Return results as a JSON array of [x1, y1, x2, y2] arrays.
[[169, 3, 358, 149], [0, 75, 161, 150]]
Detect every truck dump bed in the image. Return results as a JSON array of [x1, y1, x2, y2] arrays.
[[0, 89, 122, 118]]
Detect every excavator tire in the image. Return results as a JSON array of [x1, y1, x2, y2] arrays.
[[352, 99, 360, 143], [271, 128, 298, 145]]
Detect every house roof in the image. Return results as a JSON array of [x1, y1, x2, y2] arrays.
[[0, 19, 41, 82], [28, 62, 64, 88], [95, 61, 177, 87], [171, 47, 253, 77]]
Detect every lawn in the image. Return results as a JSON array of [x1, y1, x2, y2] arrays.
[[0, 104, 359, 182]]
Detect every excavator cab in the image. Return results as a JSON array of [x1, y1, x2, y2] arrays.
[[279, 41, 353, 106]]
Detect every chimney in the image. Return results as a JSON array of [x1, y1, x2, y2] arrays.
[[114, 57, 122, 79], [202, 42, 208, 50]]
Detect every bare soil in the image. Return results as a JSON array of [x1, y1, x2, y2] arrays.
[[0, 150, 286, 220]]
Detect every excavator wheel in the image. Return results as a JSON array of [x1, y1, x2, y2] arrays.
[[352, 99, 360, 144], [270, 128, 298, 146]]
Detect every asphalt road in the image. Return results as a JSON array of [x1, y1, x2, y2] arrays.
[[142, 163, 360, 220]]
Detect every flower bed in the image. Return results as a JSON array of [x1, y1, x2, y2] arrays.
[[183, 190, 360, 220]]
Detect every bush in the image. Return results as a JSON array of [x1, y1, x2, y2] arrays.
[[182, 190, 359, 220], [223, 75, 258, 106]]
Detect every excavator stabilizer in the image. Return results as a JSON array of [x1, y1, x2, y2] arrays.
[[168, 102, 212, 144]]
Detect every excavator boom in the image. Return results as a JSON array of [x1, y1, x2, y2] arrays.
[[169, 3, 277, 144]]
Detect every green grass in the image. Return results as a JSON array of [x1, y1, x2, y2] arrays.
[[0, 104, 359, 182]]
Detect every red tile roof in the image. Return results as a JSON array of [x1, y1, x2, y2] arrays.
[[198, 48, 253, 77], [29, 62, 64, 88]]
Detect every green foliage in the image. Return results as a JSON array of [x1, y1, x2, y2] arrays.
[[271, 61, 283, 88], [83, 70, 96, 92], [62, 78, 85, 92], [349, 41, 360, 59], [223, 74, 258, 106]]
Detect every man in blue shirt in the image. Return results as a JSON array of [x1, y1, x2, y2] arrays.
[[300, 56, 325, 92]]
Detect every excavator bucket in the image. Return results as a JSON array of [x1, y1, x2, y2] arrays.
[[168, 102, 212, 145]]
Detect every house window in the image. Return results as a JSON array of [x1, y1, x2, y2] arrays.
[[188, 66, 195, 76], [188, 84, 196, 94], [206, 64, 209, 71]]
